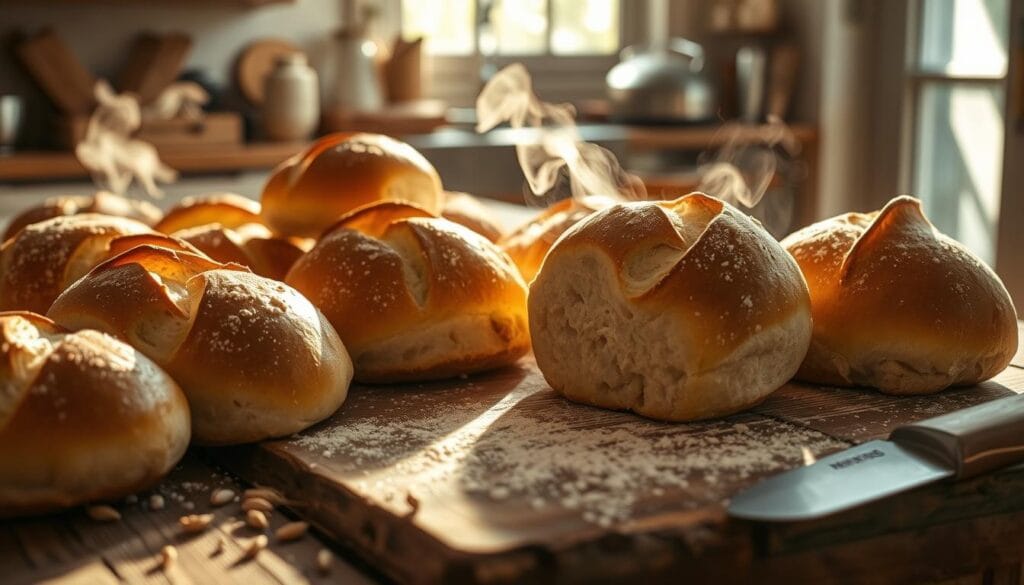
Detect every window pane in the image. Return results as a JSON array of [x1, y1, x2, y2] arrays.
[[913, 82, 1004, 263], [403, 0, 476, 55], [918, 0, 1008, 75], [552, 0, 620, 55], [484, 0, 548, 55]]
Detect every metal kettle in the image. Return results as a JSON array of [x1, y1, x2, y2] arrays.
[[606, 38, 717, 124]]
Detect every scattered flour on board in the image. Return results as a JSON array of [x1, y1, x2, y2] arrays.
[[293, 379, 847, 528]]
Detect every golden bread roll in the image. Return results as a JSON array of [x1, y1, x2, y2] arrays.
[[172, 223, 311, 281], [154, 193, 262, 234], [529, 193, 813, 421], [2, 191, 162, 241], [0, 214, 154, 313], [285, 201, 530, 382], [0, 312, 189, 516], [47, 245, 352, 445], [441, 191, 504, 242], [781, 195, 1018, 394], [261, 132, 445, 238], [499, 195, 614, 282]]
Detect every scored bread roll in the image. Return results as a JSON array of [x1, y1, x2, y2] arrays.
[[0, 312, 190, 516], [47, 245, 352, 445], [499, 195, 614, 282], [2, 191, 162, 241], [0, 214, 156, 313], [285, 201, 530, 382], [261, 132, 445, 238], [156, 193, 310, 280], [781, 195, 1018, 394], [529, 193, 813, 421], [154, 192, 262, 234], [441, 191, 505, 242]]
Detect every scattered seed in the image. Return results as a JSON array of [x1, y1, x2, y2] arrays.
[[316, 548, 332, 574], [241, 497, 274, 513], [211, 536, 225, 557], [125, 494, 138, 505], [210, 488, 235, 507], [275, 521, 309, 542], [242, 535, 268, 560], [160, 545, 177, 569], [244, 488, 285, 506], [86, 505, 121, 522], [149, 494, 165, 510], [406, 493, 420, 517], [179, 513, 215, 534], [246, 509, 269, 530], [182, 501, 195, 511]]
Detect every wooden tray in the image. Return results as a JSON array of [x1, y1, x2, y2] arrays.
[[215, 357, 1024, 584]]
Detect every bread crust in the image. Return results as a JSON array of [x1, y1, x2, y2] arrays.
[[2, 191, 162, 241], [286, 202, 530, 382], [529, 193, 813, 421], [781, 196, 1019, 394], [155, 193, 262, 234], [0, 312, 190, 516], [47, 246, 352, 444], [441, 192, 505, 242], [0, 214, 154, 313], [499, 196, 614, 282], [261, 133, 445, 237]]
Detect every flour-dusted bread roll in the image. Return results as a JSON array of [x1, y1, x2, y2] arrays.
[[441, 191, 504, 242], [499, 195, 614, 282], [0, 214, 156, 313], [261, 132, 445, 238], [0, 312, 189, 516], [47, 246, 352, 445], [2, 191, 162, 241], [781, 196, 1018, 394], [529, 193, 813, 421], [156, 193, 310, 280], [286, 202, 530, 382]]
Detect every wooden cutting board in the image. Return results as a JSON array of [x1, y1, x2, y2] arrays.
[[215, 359, 1024, 584]]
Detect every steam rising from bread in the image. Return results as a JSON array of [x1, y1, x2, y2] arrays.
[[476, 64, 645, 202], [697, 118, 800, 209]]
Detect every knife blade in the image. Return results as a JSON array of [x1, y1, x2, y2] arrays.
[[728, 392, 1024, 522]]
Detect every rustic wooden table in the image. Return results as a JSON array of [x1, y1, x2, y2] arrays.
[[4, 322, 1023, 585]]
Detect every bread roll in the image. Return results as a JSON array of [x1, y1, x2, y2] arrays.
[[155, 193, 262, 234], [781, 195, 1018, 394], [3, 191, 162, 241], [529, 193, 812, 421], [0, 214, 155, 313], [499, 196, 614, 282], [261, 132, 445, 238], [285, 202, 529, 382], [47, 245, 352, 445], [0, 312, 189, 516], [441, 191, 504, 242]]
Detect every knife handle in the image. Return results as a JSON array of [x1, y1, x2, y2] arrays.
[[890, 393, 1024, 480]]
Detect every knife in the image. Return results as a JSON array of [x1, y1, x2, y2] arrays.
[[728, 393, 1024, 522]]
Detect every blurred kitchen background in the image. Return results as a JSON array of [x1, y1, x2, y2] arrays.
[[0, 0, 1021, 304]]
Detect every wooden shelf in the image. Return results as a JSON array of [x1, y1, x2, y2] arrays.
[[0, 142, 304, 182], [625, 123, 817, 151]]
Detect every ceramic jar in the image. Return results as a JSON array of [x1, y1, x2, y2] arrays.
[[263, 54, 320, 141]]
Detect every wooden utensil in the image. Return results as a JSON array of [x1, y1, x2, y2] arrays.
[[117, 33, 193, 105], [236, 39, 303, 106], [15, 28, 97, 114]]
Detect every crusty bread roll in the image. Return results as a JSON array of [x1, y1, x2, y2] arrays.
[[781, 195, 1019, 394], [155, 192, 262, 234], [261, 132, 445, 238], [285, 201, 530, 382], [47, 245, 352, 445], [2, 191, 162, 241], [499, 195, 614, 282], [155, 193, 310, 280], [529, 193, 813, 421], [0, 312, 189, 516], [441, 191, 504, 242], [0, 214, 155, 313]]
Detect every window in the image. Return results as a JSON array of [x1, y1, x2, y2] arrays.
[[906, 0, 1009, 263], [402, 0, 622, 57]]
